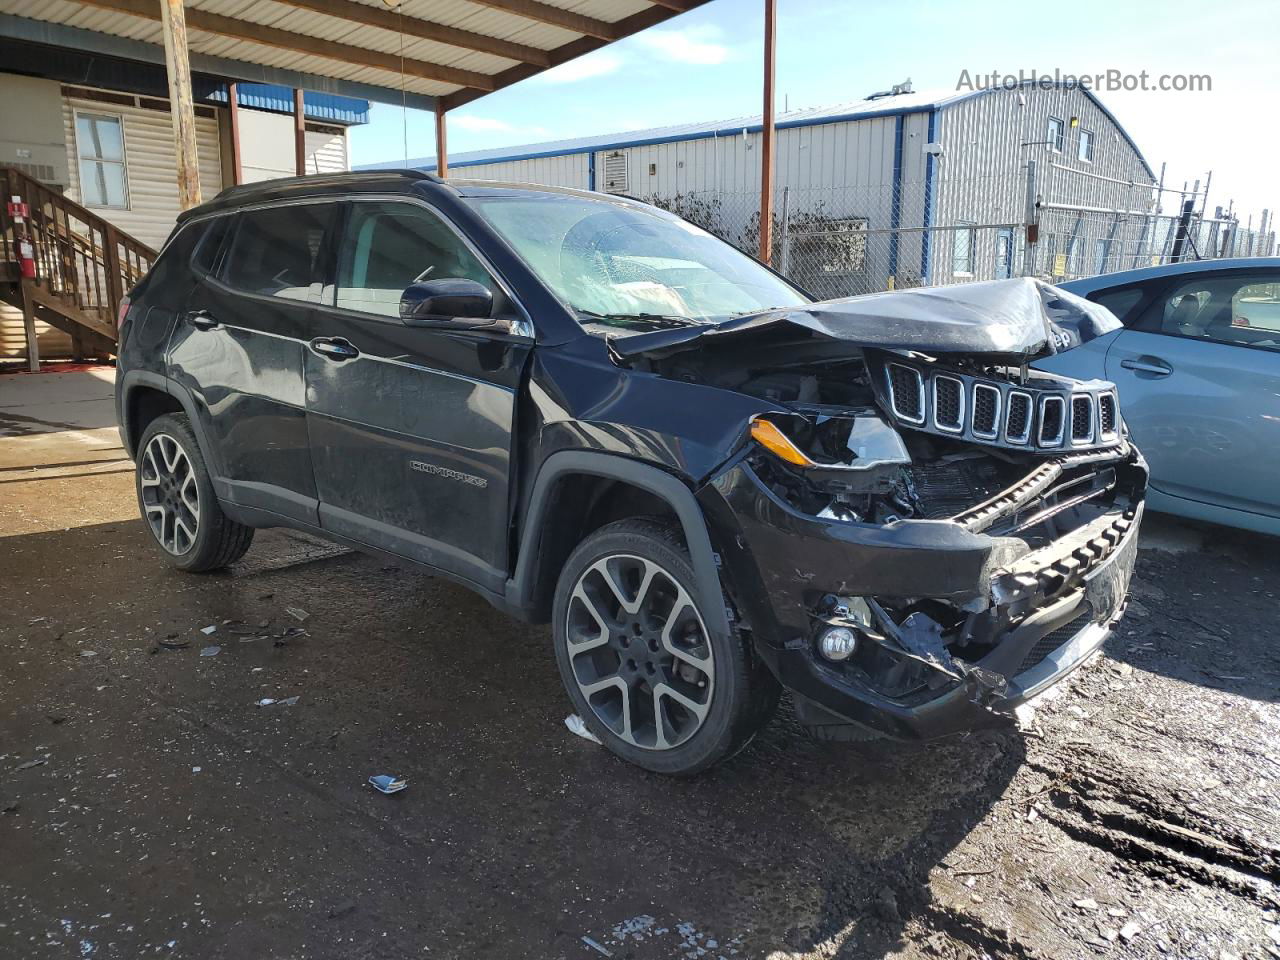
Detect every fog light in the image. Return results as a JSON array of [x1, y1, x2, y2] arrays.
[[818, 626, 858, 661]]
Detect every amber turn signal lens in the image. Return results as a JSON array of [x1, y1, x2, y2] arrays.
[[749, 418, 813, 467]]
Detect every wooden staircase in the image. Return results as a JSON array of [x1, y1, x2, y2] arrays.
[[1, 165, 156, 370]]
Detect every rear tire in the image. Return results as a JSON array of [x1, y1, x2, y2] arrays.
[[552, 518, 779, 776], [135, 413, 253, 572]]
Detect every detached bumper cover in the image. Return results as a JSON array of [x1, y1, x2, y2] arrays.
[[701, 457, 1144, 740]]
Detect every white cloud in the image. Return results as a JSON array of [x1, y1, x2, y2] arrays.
[[450, 115, 514, 132], [537, 52, 624, 84], [634, 26, 729, 66]]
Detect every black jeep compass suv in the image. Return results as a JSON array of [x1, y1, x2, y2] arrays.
[[116, 171, 1146, 775]]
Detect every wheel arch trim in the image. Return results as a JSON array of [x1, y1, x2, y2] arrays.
[[118, 370, 225, 480], [508, 451, 729, 639]]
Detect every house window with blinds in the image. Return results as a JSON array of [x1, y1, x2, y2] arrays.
[[75, 112, 130, 208]]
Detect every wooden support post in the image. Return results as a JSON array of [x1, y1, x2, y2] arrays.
[[159, 0, 202, 210], [19, 279, 40, 372], [294, 88, 307, 176], [227, 81, 243, 185], [434, 103, 448, 177], [758, 0, 777, 265]]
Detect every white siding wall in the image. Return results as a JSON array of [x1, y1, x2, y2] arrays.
[[306, 127, 349, 174], [63, 95, 222, 250]]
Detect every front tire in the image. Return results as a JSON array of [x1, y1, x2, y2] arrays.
[[135, 413, 253, 572], [552, 519, 778, 776]]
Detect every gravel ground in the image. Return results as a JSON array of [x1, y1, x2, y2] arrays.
[[1, 371, 1276, 959]]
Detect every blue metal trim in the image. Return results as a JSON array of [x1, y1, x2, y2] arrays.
[[920, 109, 938, 283], [361, 82, 1154, 184], [587, 151, 596, 191], [361, 103, 964, 172], [0, 13, 430, 111], [205, 82, 368, 124], [888, 114, 905, 278]]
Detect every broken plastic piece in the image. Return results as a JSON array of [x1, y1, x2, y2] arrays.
[[368, 775, 407, 794], [200, 625, 217, 635], [581, 936, 613, 957], [200, 645, 221, 657], [565, 714, 602, 745]]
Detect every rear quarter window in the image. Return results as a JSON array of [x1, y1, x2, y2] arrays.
[[1088, 286, 1146, 325]]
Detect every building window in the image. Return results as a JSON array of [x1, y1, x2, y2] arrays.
[[952, 222, 976, 275], [75, 112, 129, 208], [1078, 129, 1095, 163], [1046, 117, 1064, 153]]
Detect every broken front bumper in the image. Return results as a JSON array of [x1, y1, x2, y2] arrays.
[[699, 456, 1145, 740]]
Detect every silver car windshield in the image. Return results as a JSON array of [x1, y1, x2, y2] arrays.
[[465, 195, 808, 323]]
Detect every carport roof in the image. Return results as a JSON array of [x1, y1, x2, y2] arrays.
[[0, 0, 709, 110]]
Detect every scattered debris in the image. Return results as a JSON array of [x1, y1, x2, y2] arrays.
[[14, 758, 47, 771], [191, 767, 202, 774], [199, 645, 221, 657], [1119, 921, 1143, 941], [158, 637, 189, 650], [79, 650, 97, 658], [368, 775, 407, 795], [581, 935, 613, 956], [1073, 898, 1099, 911], [280, 696, 299, 706], [200, 625, 218, 635], [256, 699, 277, 707], [285, 607, 310, 622], [565, 714, 602, 745]]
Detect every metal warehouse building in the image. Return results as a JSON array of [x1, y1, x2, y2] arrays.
[[364, 81, 1161, 296]]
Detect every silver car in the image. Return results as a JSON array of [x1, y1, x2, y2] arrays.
[[1035, 258, 1280, 536]]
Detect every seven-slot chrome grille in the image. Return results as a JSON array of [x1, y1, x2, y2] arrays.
[[880, 359, 1122, 453]]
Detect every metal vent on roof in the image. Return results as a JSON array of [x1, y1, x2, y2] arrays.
[[602, 151, 629, 194], [12, 162, 57, 184]]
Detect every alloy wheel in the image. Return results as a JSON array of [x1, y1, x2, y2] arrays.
[[565, 554, 715, 750], [139, 433, 200, 555]]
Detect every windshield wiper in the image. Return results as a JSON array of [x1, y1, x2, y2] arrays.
[[575, 310, 703, 330]]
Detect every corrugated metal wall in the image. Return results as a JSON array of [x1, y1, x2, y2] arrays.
[[932, 85, 1155, 284], [454, 152, 588, 188]]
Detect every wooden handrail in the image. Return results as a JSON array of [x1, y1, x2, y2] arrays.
[[0, 164, 158, 342]]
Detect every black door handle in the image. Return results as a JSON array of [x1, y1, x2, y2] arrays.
[[309, 337, 360, 361], [1120, 356, 1172, 377], [186, 309, 219, 331]]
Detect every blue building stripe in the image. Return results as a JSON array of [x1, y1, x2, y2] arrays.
[[888, 114, 905, 278], [920, 109, 938, 282]]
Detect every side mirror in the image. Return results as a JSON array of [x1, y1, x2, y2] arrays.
[[400, 278, 495, 328]]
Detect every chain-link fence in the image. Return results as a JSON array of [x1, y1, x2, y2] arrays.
[[641, 166, 1274, 298]]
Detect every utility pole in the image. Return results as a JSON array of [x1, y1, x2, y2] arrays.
[[293, 88, 307, 176], [435, 104, 449, 177], [758, 0, 777, 264], [158, 0, 201, 209]]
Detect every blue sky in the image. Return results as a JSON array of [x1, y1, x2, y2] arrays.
[[349, 0, 1278, 219]]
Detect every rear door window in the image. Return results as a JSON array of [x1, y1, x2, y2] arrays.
[[1133, 272, 1280, 350], [221, 203, 335, 302], [1089, 286, 1146, 324]]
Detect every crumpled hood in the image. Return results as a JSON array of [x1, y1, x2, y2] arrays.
[[609, 277, 1122, 361]]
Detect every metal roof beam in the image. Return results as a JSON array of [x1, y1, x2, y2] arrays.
[[269, 0, 552, 66], [70, 0, 495, 91], [460, 0, 621, 41], [443, 0, 710, 109], [0, 12, 435, 109]]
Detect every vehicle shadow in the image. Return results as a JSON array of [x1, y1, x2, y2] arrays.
[[1112, 513, 1280, 704]]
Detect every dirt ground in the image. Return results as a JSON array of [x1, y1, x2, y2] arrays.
[[1, 369, 1277, 960]]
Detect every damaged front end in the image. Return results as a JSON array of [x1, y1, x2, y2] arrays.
[[623, 280, 1147, 741]]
